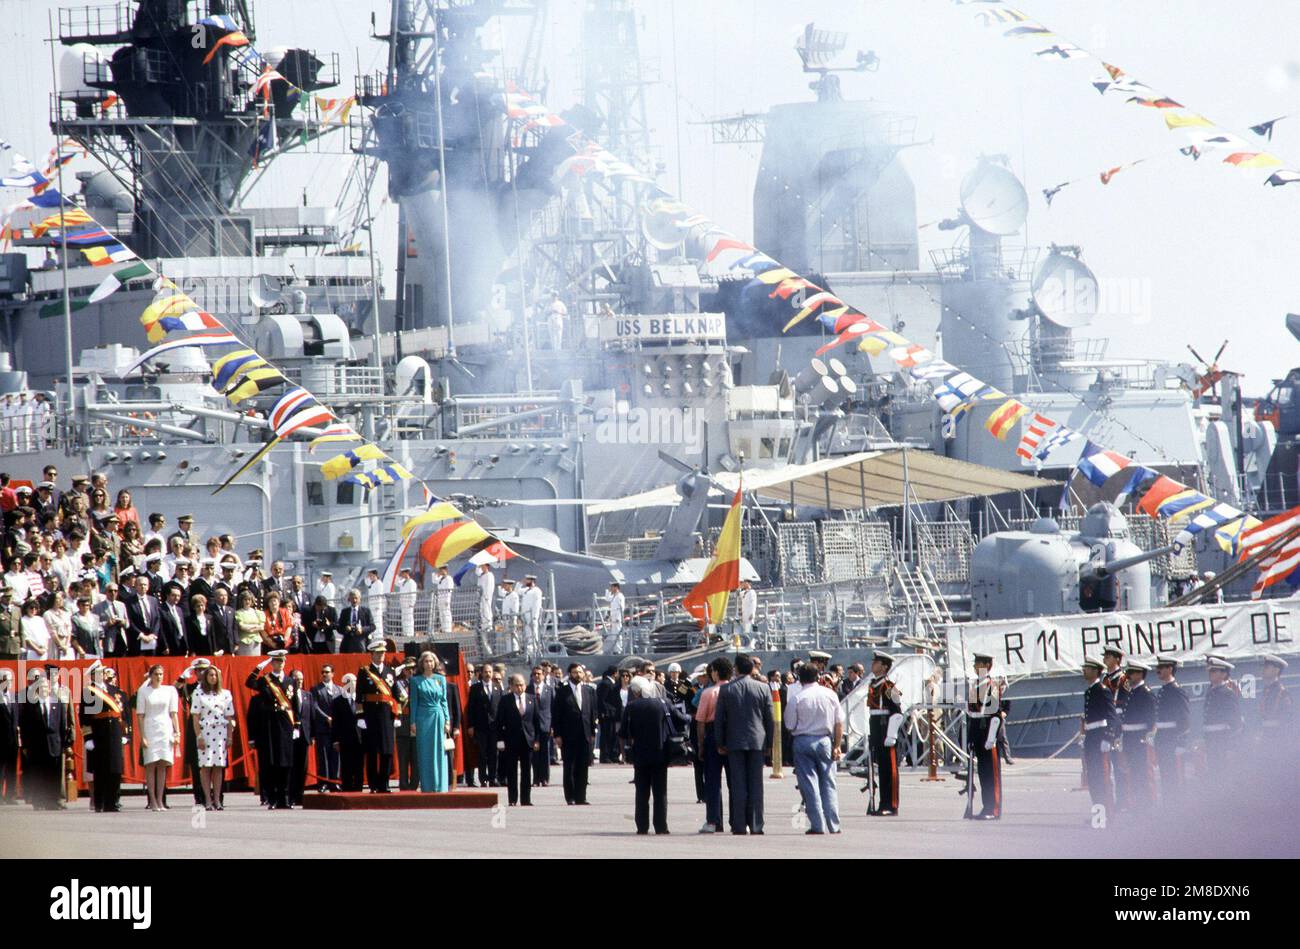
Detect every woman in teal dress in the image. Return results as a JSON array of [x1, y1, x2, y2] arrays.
[[410, 651, 451, 792]]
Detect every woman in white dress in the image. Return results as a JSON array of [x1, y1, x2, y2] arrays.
[[191, 665, 235, 810], [43, 590, 75, 660], [20, 598, 49, 660], [135, 665, 180, 811]]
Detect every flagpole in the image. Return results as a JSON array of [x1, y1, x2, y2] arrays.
[[49, 16, 75, 453]]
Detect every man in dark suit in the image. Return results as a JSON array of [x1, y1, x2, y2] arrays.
[[552, 663, 597, 804], [466, 665, 501, 787], [19, 671, 72, 809], [208, 587, 236, 655], [0, 669, 19, 803], [620, 676, 690, 834], [304, 597, 339, 655], [158, 584, 189, 656], [714, 654, 774, 835], [355, 640, 398, 792], [445, 673, 463, 787], [289, 669, 315, 805], [332, 673, 363, 792], [124, 574, 163, 656], [495, 674, 541, 806], [394, 661, 417, 790], [527, 666, 554, 786], [311, 664, 343, 791], [596, 666, 620, 763], [337, 590, 373, 654]]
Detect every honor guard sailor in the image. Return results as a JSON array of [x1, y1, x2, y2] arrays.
[[1257, 655, 1292, 733], [499, 579, 520, 651], [1202, 656, 1243, 772], [1119, 660, 1157, 810], [245, 650, 296, 809], [520, 576, 544, 654], [605, 582, 625, 652], [475, 564, 495, 654], [1100, 646, 1129, 806], [1153, 658, 1191, 803], [1082, 657, 1121, 813], [435, 565, 455, 635], [968, 653, 1003, 820], [865, 652, 903, 816], [357, 639, 399, 792]]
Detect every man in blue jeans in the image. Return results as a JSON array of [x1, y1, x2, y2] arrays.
[[784, 663, 845, 834]]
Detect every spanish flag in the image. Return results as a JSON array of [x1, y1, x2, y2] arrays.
[[984, 398, 1030, 440], [682, 482, 743, 627], [419, 520, 492, 569], [320, 443, 388, 479]]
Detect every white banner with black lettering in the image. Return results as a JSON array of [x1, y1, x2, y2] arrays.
[[944, 597, 1300, 677]]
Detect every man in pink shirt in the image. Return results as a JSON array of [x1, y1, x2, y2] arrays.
[[694, 655, 733, 834]]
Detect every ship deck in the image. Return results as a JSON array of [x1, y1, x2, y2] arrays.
[[1, 761, 1288, 859]]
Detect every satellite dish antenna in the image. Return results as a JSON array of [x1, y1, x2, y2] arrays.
[[248, 275, 284, 310], [959, 163, 1029, 236], [1031, 250, 1099, 329], [641, 197, 692, 250]]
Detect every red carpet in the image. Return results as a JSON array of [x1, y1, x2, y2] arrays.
[[301, 790, 498, 810]]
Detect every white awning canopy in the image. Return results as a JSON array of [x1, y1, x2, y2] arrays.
[[586, 449, 1057, 514]]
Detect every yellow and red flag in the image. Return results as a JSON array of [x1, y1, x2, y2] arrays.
[[984, 398, 1031, 440], [682, 482, 743, 627], [419, 520, 492, 569]]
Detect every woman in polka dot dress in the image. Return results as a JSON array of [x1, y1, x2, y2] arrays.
[[191, 665, 236, 810]]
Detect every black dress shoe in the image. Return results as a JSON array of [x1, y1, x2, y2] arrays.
[[655, 829, 670, 835], [636, 830, 648, 835], [805, 829, 824, 835]]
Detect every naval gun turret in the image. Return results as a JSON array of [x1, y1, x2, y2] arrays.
[[970, 502, 1173, 620]]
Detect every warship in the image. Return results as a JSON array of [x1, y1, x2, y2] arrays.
[[1, 1, 1296, 759]]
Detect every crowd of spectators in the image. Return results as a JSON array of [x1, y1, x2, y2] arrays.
[[1, 465, 375, 660]]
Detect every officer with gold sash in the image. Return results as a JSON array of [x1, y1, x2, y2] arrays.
[[245, 649, 297, 809], [80, 661, 130, 812], [356, 638, 399, 792]]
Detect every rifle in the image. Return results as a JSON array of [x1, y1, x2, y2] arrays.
[[960, 629, 974, 820], [861, 742, 878, 814]]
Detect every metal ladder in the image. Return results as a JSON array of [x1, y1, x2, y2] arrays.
[[892, 561, 954, 634]]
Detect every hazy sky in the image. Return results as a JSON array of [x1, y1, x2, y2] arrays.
[[3, 0, 1299, 396]]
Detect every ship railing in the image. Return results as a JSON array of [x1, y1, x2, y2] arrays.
[[58, 3, 135, 43]]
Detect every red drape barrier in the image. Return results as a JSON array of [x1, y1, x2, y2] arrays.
[[1, 652, 469, 791]]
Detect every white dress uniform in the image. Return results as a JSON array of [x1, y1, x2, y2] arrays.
[[396, 576, 418, 639], [436, 572, 455, 634], [364, 576, 386, 638], [546, 299, 567, 351], [476, 567, 495, 631], [316, 577, 338, 608], [606, 589, 626, 651], [739, 586, 758, 637], [15, 395, 33, 453], [0, 396, 14, 453], [520, 581, 544, 652], [33, 397, 50, 450], [499, 586, 520, 650]]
